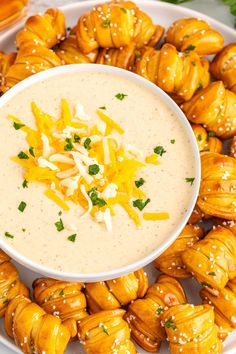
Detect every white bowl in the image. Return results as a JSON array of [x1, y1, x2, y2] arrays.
[[0, 64, 201, 281]]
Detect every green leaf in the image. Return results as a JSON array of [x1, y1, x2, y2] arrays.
[[165, 318, 177, 330], [13, 122, 25, 130], [55, 218, 64, 232], [88, 164, 100, 176], [197, 134, 202, 141], [101, 20, 110, 28], [88, 187, 107, 207], [5, 232, 14, 239], [29, 146, 35, 157], [64, 138, 74, 151], [209, 272, 216, 276], [208, 131, 216, 137], [156, 306, 164, 315], [115, 93, 128, 101], [154, 146, 166, 156], [18, 151, 29, 160], [101, 324, 110, 336], [185, 177, 195, 186], [191, 61, 196, 66], [59, 289, 64, 296], [120, 7, 127, 13], [84, 138, 91, 150], [67, 234, 77, 242], [133, 198, 150, 211], [185, 44, 196, 54], [170, 139, 176, 144], [201, 281, 211, 288], [135, 178, 145, 188], [22, 179, 28, 188], [18, 201, 27, 212], [99, 106, 106, 110], [74, 134, 81, 143]]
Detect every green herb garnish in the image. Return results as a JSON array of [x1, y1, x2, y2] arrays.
[[22, 228, 26, 232], [74, 134, 81, 143], [115, 93, 128, 101], [99, 106, 106, 110], [197, 134, 202, 141], [22, 179, 28, 188], [67, 234, 77, 242], [170, 139, 176, 144], [88, 164, 100, 176], [133, 198, 150, 211], [156, 306, 164, 315], [154, 146, 166, 156], [191, 61, 196, 66], [208, 131, 216, 137], [88, 187, 107, 207], [120, 7, 127, 13], [165, 318, 177, 330], [5, 232, 14, 239], [18, 201, 27, 212], [201, 282, 211, 288], [135, 178, 145, 188], [29, 146, 35, 157], [13, 122, 25, 130], [18, 151, 29, 160], [58, 211, 62, 216], [64, 138, 74, 151], [185, 44, 196, 54], [185, 177, 195, 185], [84, 138, 91, 150], [135, 50, 142, 59], [197, 81, 203, 91], [55, 218, 64, 232], [208, 272, 216, 276], [101, 20, 111, 28], [101, 324, 110, 336], [59, 289, 64, 296]]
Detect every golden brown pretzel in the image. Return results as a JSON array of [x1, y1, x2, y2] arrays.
[[55, 28, 98, 64], [200, 280, 236, 341], [182, 226, 236, 291], [76, 1, 163, 53], [192, 124, 223, 154], [0, 250, 29, 317], [1, 44, 61, 92], [182, 81, 236, 139], [0, 0, 28, 31], [78, 309, 137, 353], [188, 205, 205, 224], [124, 274, 187, 352], [134, 43, 210, 102], [161, 303, 223, 353], [0, 51, 16, 89], [96, 43, 137, 70], [33, 277, 87, 340], [166, 18, 224, 56], [85, 268, 148, 313], [210, 43, 236, 94], [16, 8, 66, 49], [197, 152, 236, 219], [214, 218, 236, 235], [230, 136, 236, 158], [5, 295, 70, 353], [154, 225, 204, 279]]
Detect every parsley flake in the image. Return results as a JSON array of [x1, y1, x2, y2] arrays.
[[99, 106, 106, 110], [120, 7, 127, 13], [67, 234, 77, 242], [64, 138, 74, 151], [18, 151, 29, 160], [101, 20, 110, 28], [22, 228, 26, 232], [13, 122, 25, 130], [197, 134, 202, 141], [58, 211, 62, 216], [170, 139, 176, 144], [154, 146, 166, 156], [135, 50, 142, 59], [88, 187, 107, 207], [88, 164, 100, 176], [59, 289, 64, 296], [156, 306, 164, 315], [133, 198, 150, 211], [115, 93, 128, 101], [208, 131, 216, 137], [101, 324, 109, 336], [29, 146, 35, 157], [74, 134, 81, 143], [22, 179, 28, 188], [197, 81, 203, 91], [55, 218, 64, 232], [209, 272, 216, 276], [201, 282, 211, 288], [185, 44, 196, 54], [84, 138, 91, 150], [5, 232, 14, 239], [165, 318, 177, 330], [18, 201, 27, 212], [135, 178, 145, 188], [191, 61, 196, 66], [185, 177, 195, 186]]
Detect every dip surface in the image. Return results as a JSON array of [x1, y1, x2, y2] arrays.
[[0, 71, 196, 274]]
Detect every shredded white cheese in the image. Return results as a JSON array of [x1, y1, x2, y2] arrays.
[[41, 133, 53, 158], [38, 157, 59, 171], [101, 183, 118, 200], [103, 137, 110, 164], [56, 166, 79, 179], [71, 152, 93, 184], [124, 144, 144, 159], [49, 154, 74, 165], [60, 176, 80, 196], [104, 208, 112, 232], [74, 103, 91, 121], [80, 184, 93, 218]]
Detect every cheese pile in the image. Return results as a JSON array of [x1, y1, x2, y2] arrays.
[[11, 99, 169, 231]]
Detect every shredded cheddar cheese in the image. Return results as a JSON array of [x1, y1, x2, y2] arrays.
[[11, 100, 168, 231]]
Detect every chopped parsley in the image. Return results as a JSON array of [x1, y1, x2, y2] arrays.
[[59, 289, 64, 296], [135, 50, 142, 59], [18, 151, 29, 159], [185, 44, 196, 54], [29, 146, 35, 157], [88, 187, 107, 207], [22, 179, 28, 188], [64, 138, 74, 151], [84, 138, 91, 150], [74, 134, 81, 143], [67, 234, 77, 242], [58, 211, 62, 216], [115, 93, 128, 101], [135, 178, 145, 188], [18, 201, 27, 212], [101, 324, 109, 336], [133, 198, 150, 211], [101, 20, 110, 28], [201, 282, 211, 288], [120, 7, 127, 13], [185, 177, 195, 186], [208, 131, 216, 137], [191, 61, 196, 66], [99, 106, 106, 110], [55, 218, 64, 232], [165, 318, 177, 330], [170, 139, 175, 144], [209, 272, 216, 276], [197, 81, 203, 91], [88, 164, 100, 176], [13, 122, 25, 130], [22, 228, 26, 232], [5, 232, 14, 239], [197, 134, 202, 141], [156, 306, 164, 315], [154, 146, 166, 156]]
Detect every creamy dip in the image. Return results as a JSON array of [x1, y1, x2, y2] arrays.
[[0, 71, 195, 274]]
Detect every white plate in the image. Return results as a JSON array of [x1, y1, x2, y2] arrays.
[[0, 1, 236, 353]]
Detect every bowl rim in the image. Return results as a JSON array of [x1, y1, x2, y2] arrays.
[[0, 64, 201, 281]]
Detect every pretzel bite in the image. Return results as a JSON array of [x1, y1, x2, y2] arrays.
[[4, 295, 70, 353], [161, 303, 223, 353], [197, 152, 236, 219], [76, 1, 163, 53], [182, 226, 236, 291], [134, 43, 210, 102], [124, 275, 187, 352], [200, 279, 236, 341], [96, 43, 136, 70], [210, 43, 236, 94], [192, 124, 223, 154], [78, 309, 137, 353], [166, 18, 224, 56], [16, 8, 66, 49], [0, 51, 16, 89], [33, 278, 87, 340], [0, 0, 28, 31], [182, 81, 236, 139], [154, 225, 204, 279]]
